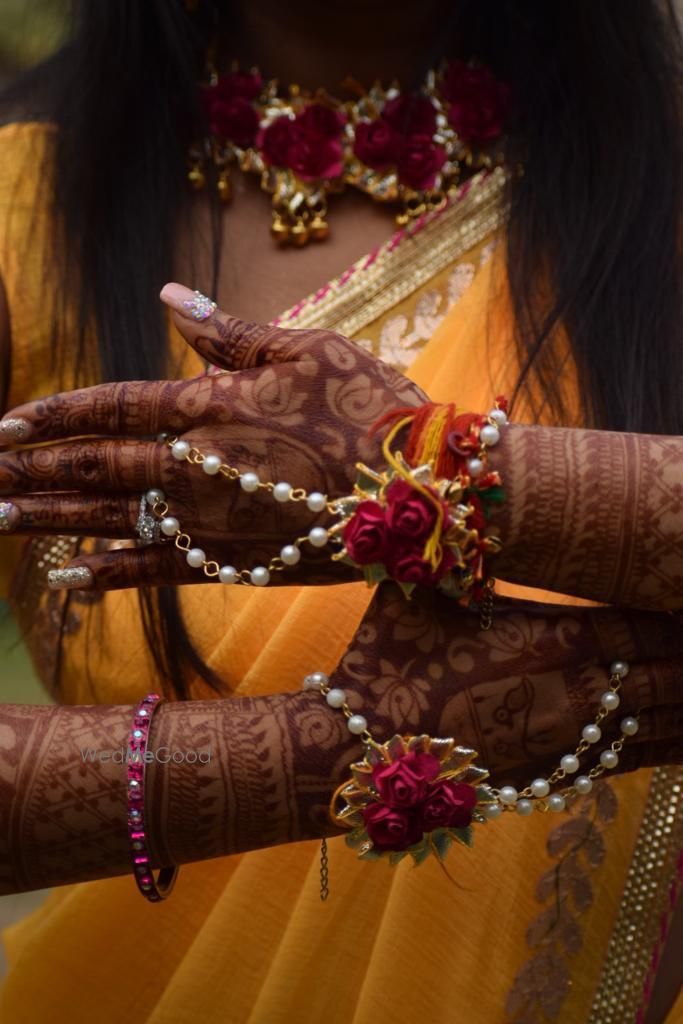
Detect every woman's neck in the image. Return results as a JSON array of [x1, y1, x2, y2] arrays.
[[222, 0, 458, 93]]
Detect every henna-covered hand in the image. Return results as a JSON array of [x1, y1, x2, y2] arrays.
[[2, 589, 681, 895], [0, 284, 682, 609], [0, 283, 425, 589]]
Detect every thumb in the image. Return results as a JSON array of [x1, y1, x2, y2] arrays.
[[160, 282, 307, 371]]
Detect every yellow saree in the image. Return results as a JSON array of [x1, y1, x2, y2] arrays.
[[0, 121, 682, 1024]]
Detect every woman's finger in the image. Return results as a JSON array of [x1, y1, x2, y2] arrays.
[[0, 494, 140, 536], [46, 546, 198, 591], [161, 282, 325, 371], [0, 439, 167, 494], [0, 378, 205, 447]]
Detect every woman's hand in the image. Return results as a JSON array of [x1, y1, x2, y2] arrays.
[[4, 589, 681, 895], [0, 283, 426, 589], [322, 587, 683, 797]]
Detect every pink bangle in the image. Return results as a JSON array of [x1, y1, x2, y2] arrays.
[[127, 693, 178, 901]]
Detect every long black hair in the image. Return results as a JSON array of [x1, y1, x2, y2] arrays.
[[1, 0, 682, 699]]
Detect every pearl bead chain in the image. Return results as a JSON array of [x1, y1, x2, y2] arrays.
[[303, 672, 372, 742], [303, 659, 639, 817], [147, 429, 340, 586], [157, 399, 507, 587]]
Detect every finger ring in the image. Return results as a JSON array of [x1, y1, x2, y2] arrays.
[[135, 495, 161, 545]]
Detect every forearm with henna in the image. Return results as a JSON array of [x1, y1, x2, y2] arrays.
[[490, 423, 683, 610], [2, 590, 681, 896]]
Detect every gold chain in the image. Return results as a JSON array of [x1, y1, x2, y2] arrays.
[[319, 838, 330, 901]]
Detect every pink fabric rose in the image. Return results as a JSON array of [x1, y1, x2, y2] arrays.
[[441, 61, 510, 145], [385, 544, 455, 585], [396, 135, 447, 190], [382, 94, 438, 137], [372, 751, 441, 807], [353, 119, 402, 171], [419, 780, 478, 831], [385, 478, 442, 540], [208, 97, 259, 147], [343, 501, 389, 565], [361, 803, 423, 852]]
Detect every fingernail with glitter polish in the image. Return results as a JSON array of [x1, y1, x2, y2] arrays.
[[0, 501, 19, 532], [47, 566, 94, 590], [0, 418, 32, 444], [160, 283, 217, 322]]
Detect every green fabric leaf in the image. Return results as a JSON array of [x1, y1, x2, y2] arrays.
[[451, 825, 474, 848], [430, 829, 453, 862]]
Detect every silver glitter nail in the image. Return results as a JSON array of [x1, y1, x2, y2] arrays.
[[0, 417, 31, 442], [182, 291, 217, 322], [0, 501, 16, 531], [47, 566, 94, 590]]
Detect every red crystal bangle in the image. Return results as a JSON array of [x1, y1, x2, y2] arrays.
[[126, 693, 178, 901]]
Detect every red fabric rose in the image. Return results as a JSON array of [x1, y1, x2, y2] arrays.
[[353, 119, 402, 171], [396, 135, 447, 190], [385, 478, 443, 540], [258, 116, 295, 166], [419, 780, 478, 831], [212, 70, 263, 102], [208, 97, 259, 147], [362, 803, 423, 852], [298, 103, 346, 139], [257, 113, 344, 180], [441, 61, 510, 145], [343, 501, 389, 565], [287, 132, 344, 181], [386, 544, 455, 585], [382, 94, 438, 137], [372, 751, 441, 807]]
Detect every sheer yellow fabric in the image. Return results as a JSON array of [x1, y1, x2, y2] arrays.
[[0, 122, 677, 1024]]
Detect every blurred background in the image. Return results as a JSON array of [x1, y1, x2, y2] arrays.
[[0, 0, 66, 85], [0, 0, 70, 978]]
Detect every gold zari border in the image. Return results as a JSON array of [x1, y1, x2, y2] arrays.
[[276, 167, 506, 337], [587, 766, 683, 1022]]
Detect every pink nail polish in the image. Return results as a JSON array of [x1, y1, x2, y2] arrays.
[[160, 283, 217, 322]]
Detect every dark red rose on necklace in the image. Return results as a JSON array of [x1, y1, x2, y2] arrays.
[[385, 544, 455, 585], [385, 478, 443, 540], [258, 116, 294, 166], [419, 780, 478, 831], [396, 135, 447, 190], [213, 70, 263, 102], [258, 109, 344, 180], [298, 103, 346, 140], [382, 94, 438, 137], [372, 751, 441, 807], [361, 803, 423, 851], [208, 97, 259, 148], [353, 119, 402, 171], [343, 501, 389, 565], [287, 131, 344, 181], [441, 61, 510, 145]]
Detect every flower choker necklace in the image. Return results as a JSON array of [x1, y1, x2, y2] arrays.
[[189, 61, 509, 246]]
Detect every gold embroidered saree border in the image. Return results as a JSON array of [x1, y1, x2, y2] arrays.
[[274, 166, 506, 337], [587, 765, 683, 1022]]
